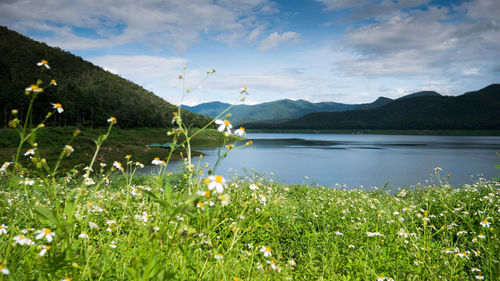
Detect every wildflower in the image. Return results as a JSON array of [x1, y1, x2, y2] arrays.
[[35, 228, 55, 242], [214, 253, 224, 260], [348, 244, 355, 248], [215, 119, 232, 133], [206, 175, 226, 194], [219, 194, 229, 206], [64, 145, 74, 155], [480, 220, 490, 227], [238, 214, 245, 219], [51, 103, 64, 113], [22, 178, 35, 186], [475, 274, 484, 280], [37, 59, 50, 69], [197, 201, 205, 210], [289, 259, 296, 266], [267, 260, 278, 270], [113, 161, 123, 171], [151, 157, 164, 165], [234, 127, 246, 136], [109, 241, 117, 248], [78, 232, 89, 239], [240, 86, 248, 94], [25, 84, 43, 94], [256, 263, 263, 270], [260, 194, 267, 205], [434, 166, 442, 171], [0, 162, 12, 173], [106, 220, 116, 226], [135, 161, 144, 168], [249, 183, 259, 190], [0, 264, 9, 275], [85, 178, 95, 185], [107, 117, 117, 124], [89, 222, 98, 229], [14, 234, 29, 245], [471, 267, 481, 272], [245, 140, 253, 146], [38, 245, 51, 256], [61, 278, 71, 281], [260, 246, 272, 257], [24, 148, 36, 156], [0, 224, 7, 235]]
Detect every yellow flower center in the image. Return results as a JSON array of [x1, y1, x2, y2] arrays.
[[220, 195, 227, 201], [215, 176, 223, 183], [41, 60, 48, 64], [55, 103, 62, 108], [31, 85, 39, 90], [43, 229, 51, 235], [45, 246, 51, 250], [204, 191, 211, 198], [154, 157, 159, 160], [239, 127, 245, 131], [224, 120, 230, 126], [265, 246, 270, 252]]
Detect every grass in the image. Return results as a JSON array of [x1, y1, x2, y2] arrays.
[[0, 169, 498, 280], [0, 127, 242, 171]]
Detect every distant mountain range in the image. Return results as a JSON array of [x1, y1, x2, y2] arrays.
[[184, 90, 447, 126], [0, 26, 210, 128], [242, 84, 500, 130], [184, 96, 395, 125]]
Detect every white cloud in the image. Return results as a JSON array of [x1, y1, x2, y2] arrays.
[[0, 0, 279, 52], [258, 31, 301, 51], [89, 55, 187, 79], [332, 0, 500, 85]]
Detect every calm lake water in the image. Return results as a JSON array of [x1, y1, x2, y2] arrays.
[[161, 133, 500, 188]]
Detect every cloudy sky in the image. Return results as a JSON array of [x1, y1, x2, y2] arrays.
[[1, 0, 499, 105]]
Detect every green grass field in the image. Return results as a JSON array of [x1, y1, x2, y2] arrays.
[[0, 165, 498, 280]]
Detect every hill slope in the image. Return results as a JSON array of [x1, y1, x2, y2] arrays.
[[185, 98, 393, 125], [0, 26, 211, 128], [243, 84, 500, 130]]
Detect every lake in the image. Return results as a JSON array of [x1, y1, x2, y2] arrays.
[[161, 133, 500, 188]]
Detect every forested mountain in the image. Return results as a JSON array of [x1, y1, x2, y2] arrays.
[[185, 97, 392, 125], [243, 84, 500, 130], [0, 26, 211, 128]]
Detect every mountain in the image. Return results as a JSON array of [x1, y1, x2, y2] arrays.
[[185, 97, 394, 125], [0, 26, 211, 128], [397, 91, 441, 100], [243, 84, 500, 130]]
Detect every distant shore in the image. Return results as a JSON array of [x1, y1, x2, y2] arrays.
[[246, 129, 500, 136]]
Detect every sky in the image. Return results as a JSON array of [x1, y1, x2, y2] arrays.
[[1, 0, 499, 106]]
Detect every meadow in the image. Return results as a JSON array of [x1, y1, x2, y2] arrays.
[[0, 61, 498, 281]]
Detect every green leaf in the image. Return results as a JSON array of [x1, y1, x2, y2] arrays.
[[34, 206, 59, 225]]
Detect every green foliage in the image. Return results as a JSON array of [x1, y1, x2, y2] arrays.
[[0, 26, 211, 129]]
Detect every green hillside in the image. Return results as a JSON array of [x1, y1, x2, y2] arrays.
[[0, 26, 211, 128], [185, 98, 394, 125], [244, 84, 500, 130]]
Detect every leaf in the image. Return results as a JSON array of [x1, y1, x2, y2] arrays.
[[34, 206, 59, 225]]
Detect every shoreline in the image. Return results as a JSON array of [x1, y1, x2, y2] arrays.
[[246, 129, 500, 136]]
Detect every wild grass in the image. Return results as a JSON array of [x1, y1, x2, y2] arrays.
[[0, 60, 498, 281]]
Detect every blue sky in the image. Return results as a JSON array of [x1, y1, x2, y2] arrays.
[[1, 0, 499, 106]]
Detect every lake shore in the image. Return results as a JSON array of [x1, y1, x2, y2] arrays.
[[0, 127, 242, 170], [247, 129, 500, 136]]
